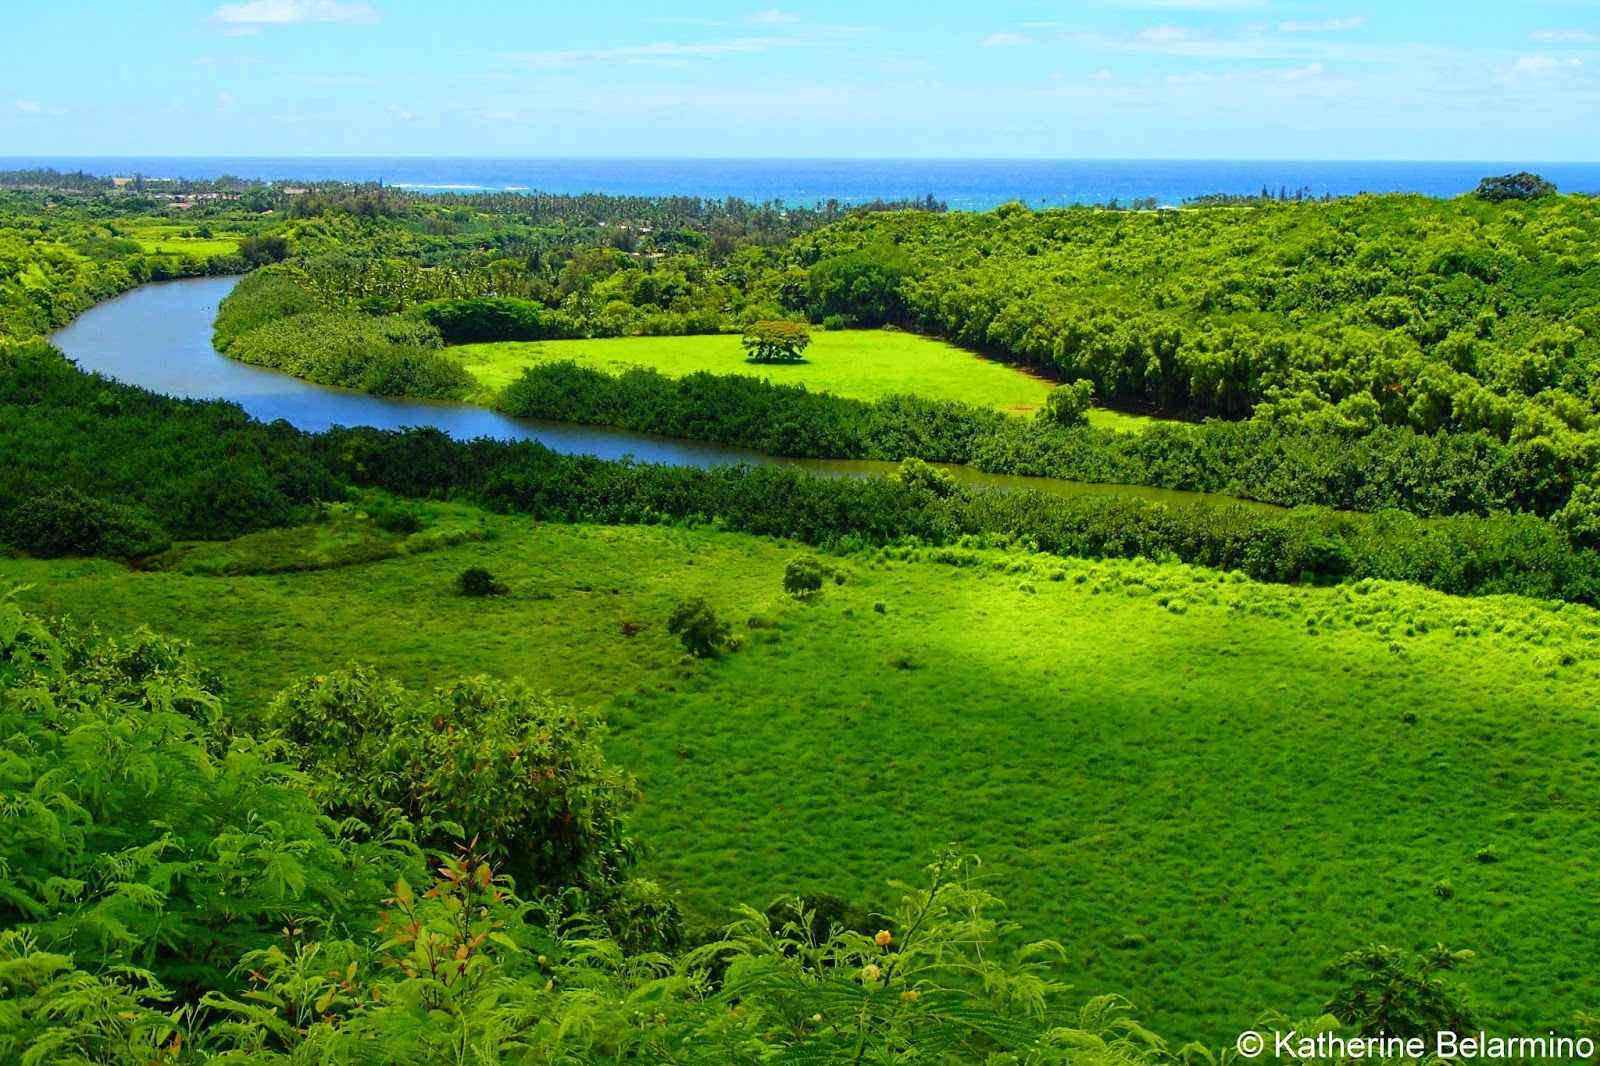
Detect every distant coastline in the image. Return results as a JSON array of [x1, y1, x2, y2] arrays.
[[5, 157, 1599, 212]]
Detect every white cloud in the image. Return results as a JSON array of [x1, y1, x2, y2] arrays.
[[211, 0, 380, 29], [1115, 0, 1263, 8], [1280, 17, 1365, 33], [217, 91, 236, 105], [516, 37, 800, 68], [1530, 29, 1600, 44], [1166, 61, 1323, 83], [1512, 53, 1583, 76], [15, 99, 41, 113], [388, 104, 413, 120], [1281, 62, 1325, 79], [981, 31, 1032, 47], [747, 8, 797, 25], [1136, 24, 1197, 44]]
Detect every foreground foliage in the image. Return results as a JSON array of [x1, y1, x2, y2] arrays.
[[2, 588, 1238, 1062], [12, 517, 1600, 1044]]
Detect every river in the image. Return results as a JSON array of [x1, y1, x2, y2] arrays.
[[49, 276, 1274, 511]]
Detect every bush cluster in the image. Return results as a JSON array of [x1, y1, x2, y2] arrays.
[[220, 298, 473, 400], [666, 596, 731, 657], [409, 296, 583, 343], [0, 340, 340, 543], [2, 487, 170, 558], [331, 426, 1600, 606], [497, 361, 1572, 518]]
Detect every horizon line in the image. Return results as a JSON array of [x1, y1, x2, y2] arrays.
[[5, 155, 1600, 165]]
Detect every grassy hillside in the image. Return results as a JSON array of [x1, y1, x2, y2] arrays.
[[120, 220, 244, 258], [10, 505, 1600, 1042]]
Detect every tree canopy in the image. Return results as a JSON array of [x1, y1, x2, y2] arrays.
[[741, 319, 812, 363], [1475, 172, 1557, 202]]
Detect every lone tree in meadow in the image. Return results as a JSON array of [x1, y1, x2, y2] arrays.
[[666, 596, 731, 658], [1475, 172, 1556, 203], [742, 320, 812, 364], [1039, 379, 1095, 428]]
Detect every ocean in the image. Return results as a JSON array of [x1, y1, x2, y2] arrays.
[[4, 157, 1600, 212]]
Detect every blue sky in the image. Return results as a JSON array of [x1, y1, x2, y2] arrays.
[[3, 0, 1598, 158]]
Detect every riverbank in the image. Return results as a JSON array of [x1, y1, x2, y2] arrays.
[[52, 276, 1278, 511]]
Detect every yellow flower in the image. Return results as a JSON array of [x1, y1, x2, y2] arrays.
[[901, 990, 919, 1001], [874, 930, 893, 947], [861, 964, 882, 983]]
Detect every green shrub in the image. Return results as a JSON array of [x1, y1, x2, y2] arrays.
[[212, 269, 319, 349], [893, 457, 959, 498], [0, 596, 397, 998], [2, 488, 170, 558], [410, 297, 582, 343], [267, 665, 638, 889], [369, 501, 425, 533], [599, 877, 686, 954], [1324, 945, 1476, 1038], [236, 234, 289, 265], [784, 554, 827, 595], [666, 596, 730, 657], [459, 566, 507, 597], [822, 313, 855, 331], [765, 891, 880, 943], [1039, 379, 1095, 427], [806, 242, 913, 326], [226, 310, 471, 400]]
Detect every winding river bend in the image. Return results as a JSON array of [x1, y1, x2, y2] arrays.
[[51, 276, 1272, 511]]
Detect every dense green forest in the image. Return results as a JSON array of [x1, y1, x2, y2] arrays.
[[5, 175, 1600, 1060]]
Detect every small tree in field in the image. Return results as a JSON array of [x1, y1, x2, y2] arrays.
[[784, 555, 826, 596], [459, 566, 507, 597], [667, 597, 731, 657], [1039, 379, 1095, 427], [742, 320, 812, 363]]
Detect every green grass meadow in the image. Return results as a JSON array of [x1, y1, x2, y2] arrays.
[[7, 508, 1599, 1041], [448, 329, 1165, 426], [121, 220, 243, 259]]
